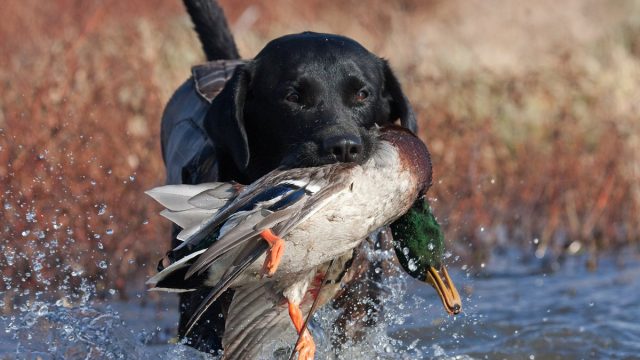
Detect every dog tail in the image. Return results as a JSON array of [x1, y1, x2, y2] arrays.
[[183, 0, 240, 61]]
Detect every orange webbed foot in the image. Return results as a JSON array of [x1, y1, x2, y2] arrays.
[[295, 329, 316, 360], [259, 229, 285, 277], [288, 300, 316, 360]]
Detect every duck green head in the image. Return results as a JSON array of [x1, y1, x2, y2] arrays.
[[390, 197, 462, 315]]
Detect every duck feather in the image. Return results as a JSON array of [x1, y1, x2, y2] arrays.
[[183, 241, 269, 336], [184, 168, 352, 279], [159, 208, 216, 230], [145, 183, 235, 211], [146, 248, 207, 286], [187, 185, 237, 209], [173, 169, 295, 251]]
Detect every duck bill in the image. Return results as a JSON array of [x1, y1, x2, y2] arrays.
[[426, 265, 462, 315]]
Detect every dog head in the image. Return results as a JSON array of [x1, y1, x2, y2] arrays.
[[206, 32, 417, 181]]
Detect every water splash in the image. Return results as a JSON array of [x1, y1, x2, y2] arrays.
[[0, 301, 211, 360]]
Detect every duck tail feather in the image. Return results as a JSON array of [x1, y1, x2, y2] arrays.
[[147, 248, 207, 286], [187, 184, 238, 210], [148, 255, 209, 292], [146, 183, 230, 211], [160, 208, 218, 230]]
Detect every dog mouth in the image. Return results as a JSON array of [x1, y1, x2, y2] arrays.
[[278, 142, 330, 169], [279, 132, 376, 169]]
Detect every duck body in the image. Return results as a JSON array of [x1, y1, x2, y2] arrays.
[[146, 126, 432, 359], [211, 143, 419, 284]]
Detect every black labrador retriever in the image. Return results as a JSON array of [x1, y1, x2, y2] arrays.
[[161, 0, 416, 353]]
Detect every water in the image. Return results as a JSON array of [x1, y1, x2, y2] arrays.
[[388, 254, 640, 359], [1, 252, 639, 359], [0, 298, 206, 360]]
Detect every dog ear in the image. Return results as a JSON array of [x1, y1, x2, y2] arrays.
[[205, 65, 252, 170], [382, 61, 418, 133]]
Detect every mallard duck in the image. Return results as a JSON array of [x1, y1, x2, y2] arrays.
[[146, 126, 459, 359]]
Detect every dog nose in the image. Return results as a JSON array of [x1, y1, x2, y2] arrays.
[[323, 135, 363, 162]]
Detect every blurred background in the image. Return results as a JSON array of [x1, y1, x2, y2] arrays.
[[1, 1, 640, 356]]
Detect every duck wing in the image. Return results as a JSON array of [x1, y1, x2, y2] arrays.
[[173, 165, 356, 335], [221, 282, 298, 360], [147, 163, 355, 297], [220, 256, 351, 360], [171, 168, 293, 251], [182, 241, 270, 337], [185, 164, 356, 279]]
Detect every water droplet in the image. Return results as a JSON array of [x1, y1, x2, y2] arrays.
[[90, 180, 97, 186], [106, 229, 114, 235], [407, 258, 417, 272], [33, 262, 43, 272], [5, 252, 15, 266], [21, 230, 30, 237], [402, 247, 409, 256], [374, 267, 382, 274], [129, 175, 136, 181], [109, 289, 116, 295], [427, 242, 435, 251], [97, 242, 104, 250], [98, 261, 108, 269], [3, 202, 12, 210], [26, 210, 36, 222], [36, 303, 49, 316], [533, 238, 539, 244], [24, 314, 37, 327], [97, 204, 107, 215], [481, 262, 485, 268]]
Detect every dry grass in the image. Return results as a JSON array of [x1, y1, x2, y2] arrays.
[[1, 0, 639, 304]]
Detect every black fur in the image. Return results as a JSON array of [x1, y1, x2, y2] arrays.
[[161, 1, 418, 354], [205, 32, 417, 182], [183, 0, 239, 60]]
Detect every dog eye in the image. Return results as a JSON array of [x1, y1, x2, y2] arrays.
[[285, 92, 301, 103], [355, 89, 369, 102]]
